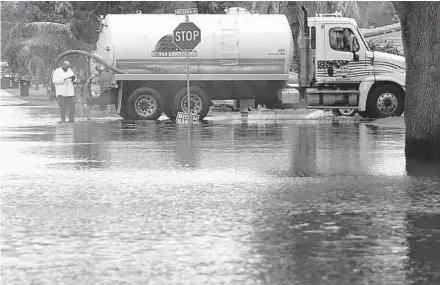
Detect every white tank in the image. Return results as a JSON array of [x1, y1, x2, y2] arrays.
[[96, 11, 294, 75]]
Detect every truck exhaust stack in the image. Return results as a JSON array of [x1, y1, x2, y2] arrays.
[[298, 6, 311, 88], [302, 6, 309, 36]]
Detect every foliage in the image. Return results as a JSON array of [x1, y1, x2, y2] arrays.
[[367, 41, 403, 56], [194, 2, 240, 14], [367, 1, 398, 28], [1, 2, 92, 84], [1, 1, 198, 82], [1, 1, 399, 83]]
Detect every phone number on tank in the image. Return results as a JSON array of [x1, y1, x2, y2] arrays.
[[151, 51, 197, 57]]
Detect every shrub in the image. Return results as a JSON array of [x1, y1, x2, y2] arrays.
[[367, 40, 403, 56]]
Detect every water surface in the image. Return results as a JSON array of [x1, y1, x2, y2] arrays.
[[1, 105, 439, 285]]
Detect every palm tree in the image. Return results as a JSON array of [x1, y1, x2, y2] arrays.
[[3, 21, 92, 88], [2, 1, 92, 88]]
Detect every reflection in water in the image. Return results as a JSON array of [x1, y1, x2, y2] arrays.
[[173, 125, 202, 169], [47, 119, 406, 177], [288, 124, 317, 176], [405, 181, 440, 285], [50, 122, 111, 169], [406, 212, 440, 285], [282, 121, 406, 177], [406, 159, 440, 177], [2, 108, 439, 285], [232, 121, 283, 142], [250, 173, 418, 284], [115, 121, 208, 169], [72, 122, 110, 169]]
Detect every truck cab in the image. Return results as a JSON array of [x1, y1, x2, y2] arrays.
[[283, 10, 406, 118]]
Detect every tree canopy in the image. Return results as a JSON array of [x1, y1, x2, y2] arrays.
[[1, 1, 398, 83]]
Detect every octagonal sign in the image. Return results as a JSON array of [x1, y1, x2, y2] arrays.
[[173, 22, 201, 51]]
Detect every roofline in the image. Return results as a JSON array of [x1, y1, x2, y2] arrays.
[[308, 17, 358, 26]]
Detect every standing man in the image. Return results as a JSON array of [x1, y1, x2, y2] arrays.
[[52, 61, 77, 123]]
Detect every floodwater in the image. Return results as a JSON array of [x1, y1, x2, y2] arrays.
[[1, 104, 439, 285]]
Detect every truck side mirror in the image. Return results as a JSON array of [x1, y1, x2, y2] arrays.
[[349, 36, 356, 52], [353, 53, 360, 61], [350, 35, 359, 61]]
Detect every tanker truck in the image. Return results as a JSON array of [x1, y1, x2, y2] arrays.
[[55, 6, 406, 120]]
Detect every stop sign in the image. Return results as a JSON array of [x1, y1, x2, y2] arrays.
[[173, 22, 201, 51]]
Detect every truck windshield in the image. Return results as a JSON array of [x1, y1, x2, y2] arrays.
[[357, 27, 371, 51]]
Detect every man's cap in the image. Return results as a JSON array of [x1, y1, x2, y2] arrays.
[[62, 61, 71, 68]]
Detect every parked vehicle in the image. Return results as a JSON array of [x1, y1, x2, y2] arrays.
[[54, 6, 405, 120]]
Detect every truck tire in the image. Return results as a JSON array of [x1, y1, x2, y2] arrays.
[[172, 86, 210, 120], [333, 109, 357, 117], [366, 84, 404, 118], [126, 87, 163, 120]]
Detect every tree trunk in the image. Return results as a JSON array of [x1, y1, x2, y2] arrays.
[[393, 2, 440, 161]]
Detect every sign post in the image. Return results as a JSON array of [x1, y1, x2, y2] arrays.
[[173, 9, 201, 132], [186, 44, 190, 131]]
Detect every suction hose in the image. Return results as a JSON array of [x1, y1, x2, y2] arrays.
[[53, 50, 128, 74], [52, 49, 161, 104], [51, 50, 129, 104]]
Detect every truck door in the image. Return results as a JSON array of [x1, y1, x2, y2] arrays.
[[318, 24, 368, 83]]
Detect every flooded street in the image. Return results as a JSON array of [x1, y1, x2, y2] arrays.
[[1, 104, 439, 285]]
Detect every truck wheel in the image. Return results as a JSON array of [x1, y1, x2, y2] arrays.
[[126, 87, 163, 120], [172, 86, 210, 120], [333, 109, 357, 117], [366, 84, 404, 118]]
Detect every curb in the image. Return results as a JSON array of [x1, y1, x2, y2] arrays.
[[366, 123, 405, 130], [366, 117, 406, 130], [0, 102, 31, 107], [0, 90, 32, 106]]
